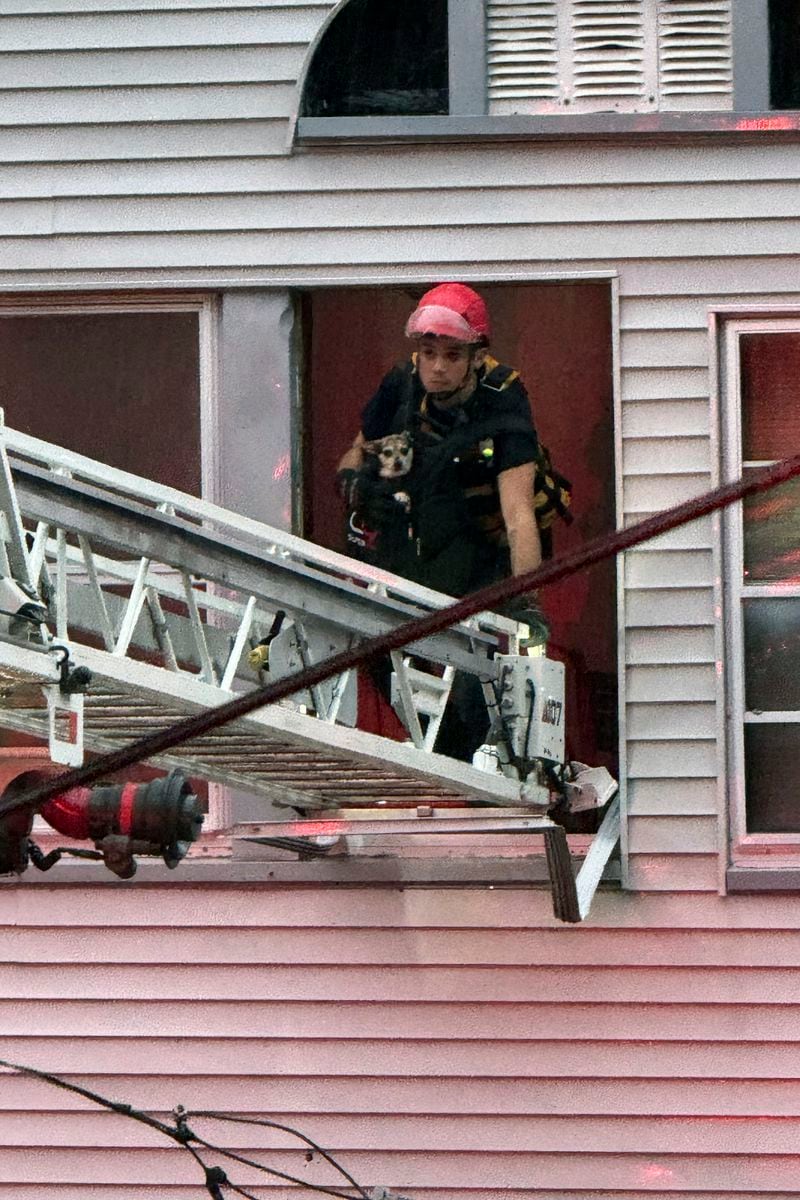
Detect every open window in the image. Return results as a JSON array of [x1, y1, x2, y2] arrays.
[[301, 281, 619, 782], [722, 319, 800, 867]]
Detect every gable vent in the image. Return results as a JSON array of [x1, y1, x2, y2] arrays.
[[657, 0, 733, 109], [487, 1, 559, 106], [571, 0, 649, 104], [487, 0, 733, 115]]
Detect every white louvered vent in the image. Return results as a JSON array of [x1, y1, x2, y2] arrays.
[[487, 0, 733, 115], [657, 0, 733, 109], [570, 0, 649, 106], [487, 1, 559, 108]]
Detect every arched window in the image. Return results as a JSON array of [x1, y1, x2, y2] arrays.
[[302, 0, 449, 117]]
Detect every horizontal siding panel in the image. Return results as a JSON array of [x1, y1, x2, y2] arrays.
[[0, 45, 304, 87], [621, 366, 708, 400], [627, 739, 717, 776], [13, 924, 800, 969], [0, 121, 289, 164], [625, 515, 714, 550], [626, 663, 717, 702], [11, 1073, 800, 1116], [624, 549, 713, 588], [622, 291, 800, 328], [12, 1111, 800, 1155], [624, 435, 710, 475], [626, 586, 713, 626], [626, 701, 716, 739], [8, 147, 800, 202], [626, 626, 716, 663], [627, 815, 718, 854], [622, 398, 711, 437], [15, 1025, 800, 1074], [16, 1146, 800, 1191], [15, 998, 800, 1043], [626, 852, 719, 890], [0, 8, 324, 49], [7, 222, 800, 270], [618, 255, 800, 297], [621, 327, 709, 368], [623, 472, 712, 511], [0, 82, 295, 125], [7, 886, 800, 930], [13, 184, 800, 234], [0, 180, 783, 231], [17, 962, 800, 1002], [627, 776, 717, 815]]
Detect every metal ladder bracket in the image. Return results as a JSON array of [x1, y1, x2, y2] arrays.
[[544, 795, 621, 923], [42, 683, 85, 767]]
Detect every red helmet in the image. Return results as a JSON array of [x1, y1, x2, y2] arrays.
[[405, 283, 491, 344]]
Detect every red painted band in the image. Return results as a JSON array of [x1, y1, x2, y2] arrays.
[[118, 782, 138, 836]]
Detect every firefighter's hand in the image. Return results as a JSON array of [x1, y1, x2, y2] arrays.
[[500, 594, 550, 647]]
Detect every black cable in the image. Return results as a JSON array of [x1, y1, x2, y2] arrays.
[[187, 1111, 370, 1200], [0, 1057, 376, 1200], [2, 453, 800, 823], [189, 1130, 365, 1200]]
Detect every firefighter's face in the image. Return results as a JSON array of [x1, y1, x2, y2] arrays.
[[417, 336, 485, 400]]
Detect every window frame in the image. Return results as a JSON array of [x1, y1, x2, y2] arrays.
[[721, 314, 800, 877], [295, 0, 800, 146]]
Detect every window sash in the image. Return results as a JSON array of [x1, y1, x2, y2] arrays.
[[722, 317, 800, 860]]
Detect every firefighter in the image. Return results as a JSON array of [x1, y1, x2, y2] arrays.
[[336, 282, 547, 760]]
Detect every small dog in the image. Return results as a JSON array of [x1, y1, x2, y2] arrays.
[[362, 432, 413, 511]]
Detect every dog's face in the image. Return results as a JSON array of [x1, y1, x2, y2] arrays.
[[364, 433, 413, 479]]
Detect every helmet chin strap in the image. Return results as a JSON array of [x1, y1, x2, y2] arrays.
[[428, 355, 479, 407]]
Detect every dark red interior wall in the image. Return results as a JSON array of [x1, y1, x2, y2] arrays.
[[304, 282, 617, 769]]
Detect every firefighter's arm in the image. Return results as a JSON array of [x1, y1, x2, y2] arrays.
[[498, 461, 542, 578]]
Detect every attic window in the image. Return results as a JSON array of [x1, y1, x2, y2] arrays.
[[302, 0, 449, 117], [769, 0, 800, 108]]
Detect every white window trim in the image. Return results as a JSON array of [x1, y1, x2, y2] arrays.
[[0, 294, 230, 835], [721, 315, 800, 869]]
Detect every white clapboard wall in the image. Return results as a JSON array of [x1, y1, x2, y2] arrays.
[[2, 884, 800, 1198], [0, 5, 799, 1195], [0, 1, 787, 891]]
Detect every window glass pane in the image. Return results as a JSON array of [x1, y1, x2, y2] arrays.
[[769, 0, 800, 109], [0, 312, 201, 494], [740, 332, 800, 461], [302, 0, 449, 117], [743, 473, 800, 583], [745, 723, 800, 832], [744, 598, 800, 711]]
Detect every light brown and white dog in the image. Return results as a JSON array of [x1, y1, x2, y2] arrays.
[[363, 432, 413, 511]]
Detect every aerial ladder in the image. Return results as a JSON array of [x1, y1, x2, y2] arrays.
[[0, 416, 619, 922]]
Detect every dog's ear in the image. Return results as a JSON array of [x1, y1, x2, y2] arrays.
[[362, 439, 381, 456]]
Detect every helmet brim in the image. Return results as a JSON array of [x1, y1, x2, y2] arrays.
[[405, 305, 481, 343]]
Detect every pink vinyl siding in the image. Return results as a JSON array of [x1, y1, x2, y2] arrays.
[[2, 882, 800, 1199]]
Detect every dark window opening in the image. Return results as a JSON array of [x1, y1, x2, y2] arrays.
[[302, 282, 618, 783], [302, 0, 449, 117], [769, 0, 800, 108]]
